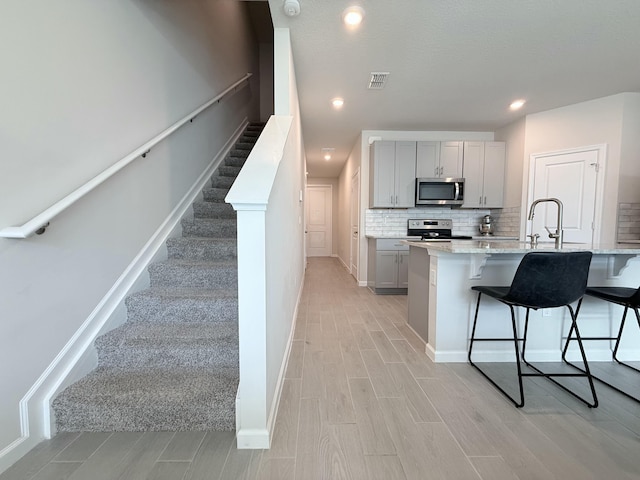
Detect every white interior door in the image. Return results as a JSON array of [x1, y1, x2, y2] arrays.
[[350, 170, 360, 280], [306, 185, 332, 257], [529, 147, 603, 244]]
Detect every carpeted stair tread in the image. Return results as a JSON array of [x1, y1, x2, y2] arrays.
[[228, 148, 250, 158], [166, 237, 236, 261], [192, 199, 235, 218], [227, 152, 250, 162], [202, 187, 231, 202], [234, 142, 255, 151], [125, 287, 237, 324], [95, 322, 238, 369], [217, 165, 242, 177], [209, 176, 236, 189], [224, 156, 246, 167], [53, 367, 238, 431], [148, 260, 237, 289], [181, 217, 237, 238]]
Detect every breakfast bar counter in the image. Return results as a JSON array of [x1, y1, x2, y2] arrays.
[[404, 240, 640, 363]]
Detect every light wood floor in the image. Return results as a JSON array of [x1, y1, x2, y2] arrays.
[[3, 256, 640, 480]]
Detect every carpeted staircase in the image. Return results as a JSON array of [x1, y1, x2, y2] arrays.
[[52, 123, 263, 432]]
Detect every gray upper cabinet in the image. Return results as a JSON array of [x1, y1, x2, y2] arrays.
[[462, 141, 506, 208], [370, 141, 416, 208], [416, 141, 463, 178]]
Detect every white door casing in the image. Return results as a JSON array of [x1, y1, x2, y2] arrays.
[[527, 145, 606, 245], [306, 185, 332, 257], [350, 170, 360, 280]]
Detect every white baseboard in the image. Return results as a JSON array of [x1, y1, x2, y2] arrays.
[[236, 429, 270, 449], [0, 436, 37, 476], [337, 255, 349, 270], [426, 345, 469, 363], [427, 347, 625, 363], [2, 120, 249, 471]]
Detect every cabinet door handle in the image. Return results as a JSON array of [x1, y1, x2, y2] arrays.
[[440, 166, 443, 175], [435, 166, 438, 176], [479, 196, 482, 205], [484, 196, 487, 205], [395, 195, 398, 204], [390, 194, 393, 204]]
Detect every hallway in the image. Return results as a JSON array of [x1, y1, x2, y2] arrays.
[[3, 257, 640, 479]]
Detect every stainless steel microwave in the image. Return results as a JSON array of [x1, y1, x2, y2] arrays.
[[415, 178, 464, 206]]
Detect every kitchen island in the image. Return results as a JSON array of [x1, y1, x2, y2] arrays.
[[405, 239, 640, 363]]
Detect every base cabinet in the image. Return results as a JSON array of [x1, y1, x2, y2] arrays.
[[368, 239, 409, 293]]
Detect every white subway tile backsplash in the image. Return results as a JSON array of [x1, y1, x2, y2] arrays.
[[490, 206, 521, 237], [366, 207, 495, 236], [617, 203, 640, 242], [365, 205, 527, 238]]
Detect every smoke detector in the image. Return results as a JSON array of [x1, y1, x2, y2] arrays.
[[283, 0, 300, 17]]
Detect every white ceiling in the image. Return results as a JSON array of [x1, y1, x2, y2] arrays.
[[267, 0, 640, 178]]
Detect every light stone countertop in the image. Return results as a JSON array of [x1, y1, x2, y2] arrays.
[[366, 235, 519, 240], [366, 235, 421, 239], [403, 239, 640, 255]]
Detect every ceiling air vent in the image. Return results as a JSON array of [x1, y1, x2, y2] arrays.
[[368, 72, 389, 89]]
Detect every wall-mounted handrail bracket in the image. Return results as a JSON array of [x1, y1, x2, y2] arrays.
[[35, 223, 50, 235], [0, 73, 252, 239]]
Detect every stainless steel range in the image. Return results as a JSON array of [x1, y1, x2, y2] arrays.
[[407, 219, 472, 241]]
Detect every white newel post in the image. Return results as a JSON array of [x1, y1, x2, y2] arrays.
[[234, 206, 270, 448]]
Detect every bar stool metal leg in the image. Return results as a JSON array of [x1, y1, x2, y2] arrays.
[[468, 292, 525, 407], [563, 302, 640, 402], [612, 306, 640, 373], [520, 302, 598, 408]]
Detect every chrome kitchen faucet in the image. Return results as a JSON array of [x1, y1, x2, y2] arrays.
[[528, 198, 564, 248]]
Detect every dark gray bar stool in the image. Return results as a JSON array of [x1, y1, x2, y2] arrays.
[[563, 285, 640, 402], [468, 251, 598, 408]]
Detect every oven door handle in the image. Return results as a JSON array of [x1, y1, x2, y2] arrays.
[[454, 182, 460, 201]]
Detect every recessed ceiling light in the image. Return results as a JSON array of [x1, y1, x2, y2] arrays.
[[331, 97, 344, 109], [510, 99, 526, 110], [322, 148, 335, 161], [342, 6, 365, 26]]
